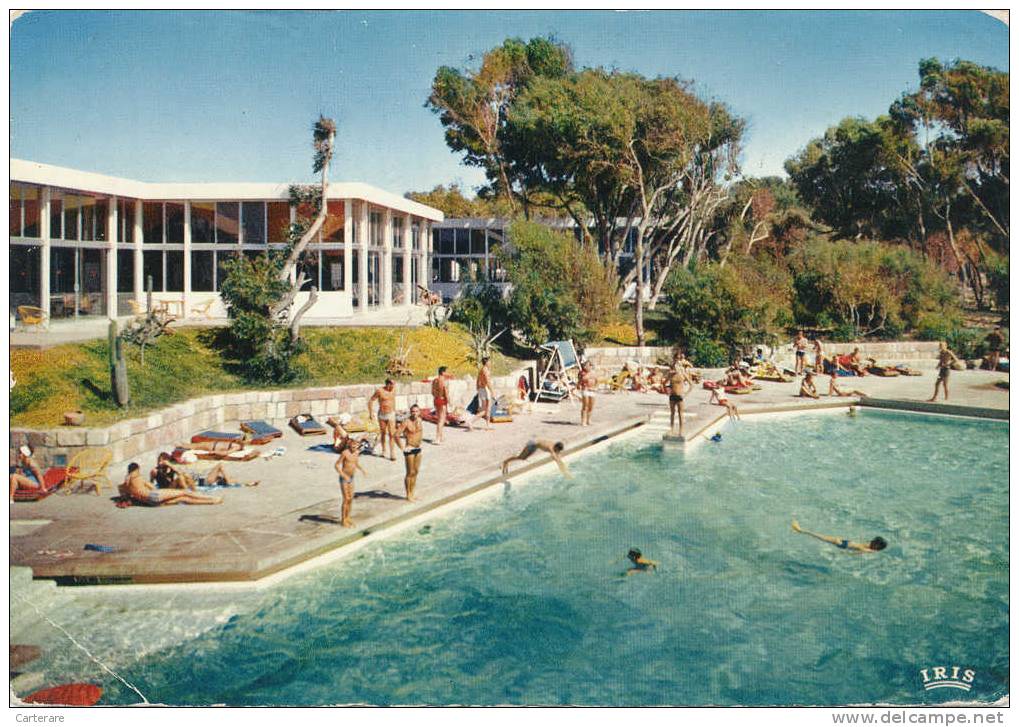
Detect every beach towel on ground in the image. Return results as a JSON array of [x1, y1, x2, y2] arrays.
[[12, 467, 66, 501]]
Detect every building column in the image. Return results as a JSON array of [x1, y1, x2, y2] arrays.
[[381, 208, 393, 308], [358, 202, 369, 310], [106, 196, 118, 319], [418, 221, 431, 301], [183, 200, 191, 317], [40, 186, 51, 323], [402, 216, 413, 308], [343, 199, 353, 310], [133, 199, 144, 305]]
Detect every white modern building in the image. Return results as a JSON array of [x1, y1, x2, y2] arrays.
[[9, 159, 443, 325]]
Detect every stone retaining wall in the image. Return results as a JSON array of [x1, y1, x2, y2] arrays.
[[586, 342, 943, 370], [10, 365, 536, 469]]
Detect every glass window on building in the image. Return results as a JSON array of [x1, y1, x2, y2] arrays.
[[471, 228, 485, 255], [369, 210, 383, 247], [49, 192, 63, 240], [190, 251, 215, 291], [300, 250, 319, 291], [9, 183, 20, 237], [166, 250, 184, 291], [393, 258, 404, 283], [455, 228, 470, 255], [440, 258, 458, 283], [321, 249, 344, 291], [79, 197, 107, 242], [438, 228, 454, 254], [143, 250, 164, 292], [412, 223, 420, 250], [216, 202, 239, 244], [165, 203, 185, 244], [392, 217, 404, 248], [10, 245, 41, 312], [267, 201, 291, 243], [63, 194, 80, 241], [118, 199, 135, 243], [321, 200, 344, 243], [143, 202, 163, 243], [242, 201, 266, 244], [117, 250, 135, 292], [190, 202, 215, 243], [216, 250, 238, 290]]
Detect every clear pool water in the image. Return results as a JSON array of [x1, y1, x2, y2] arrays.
[[32, 410, 1009, 705]]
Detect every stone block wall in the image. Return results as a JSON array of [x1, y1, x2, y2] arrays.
[[10, 364, 535, 471]]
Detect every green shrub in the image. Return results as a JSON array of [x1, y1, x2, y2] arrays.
[[947, 328, 985, 361], [986, 253, 1009, 311], [684, 333, 729, 368], [499, 220, 617, 347], [915, 311, 965, 342], [663, 256, 793, 355]]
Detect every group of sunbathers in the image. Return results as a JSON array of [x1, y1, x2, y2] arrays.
[[118, 451, 260, 506]]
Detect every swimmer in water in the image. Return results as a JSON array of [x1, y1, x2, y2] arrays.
[[626, 548, 659, 575], [791, 519, 887, 553]]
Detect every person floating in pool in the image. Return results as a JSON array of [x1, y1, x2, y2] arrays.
[[791, 520, 887, 553], [501, 439, 572, 478], [626, 548, 658, 575]]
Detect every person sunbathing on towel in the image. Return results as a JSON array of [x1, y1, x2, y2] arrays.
[[122, 463, 222, 506], [792, 519, 887, 553], [502, 439, 572, 478], [798, 371, 820, 399], [189, 440, 246, 456], [152, 453, 254, 489], [845, 348, 868, 376], [828, 374, 867, 398], [10, 445, 44, 502]]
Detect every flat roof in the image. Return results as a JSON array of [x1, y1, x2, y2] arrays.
[[10, 158, 444, 221]]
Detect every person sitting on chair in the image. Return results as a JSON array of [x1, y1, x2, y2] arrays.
[[10, 445, 44, 502]]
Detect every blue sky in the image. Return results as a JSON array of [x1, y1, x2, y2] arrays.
[[10, 10, 1008, 195]]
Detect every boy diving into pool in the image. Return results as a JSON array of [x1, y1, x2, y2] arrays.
[[791, 520, 887, 553]]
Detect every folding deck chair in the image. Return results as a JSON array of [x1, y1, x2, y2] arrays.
[[535, 340, 580, 403]]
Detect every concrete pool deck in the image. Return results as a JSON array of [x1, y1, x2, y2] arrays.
[[9, 368, 1008, 586]]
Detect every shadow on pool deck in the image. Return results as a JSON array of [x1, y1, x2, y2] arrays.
[[9, 369, 1008, 586]]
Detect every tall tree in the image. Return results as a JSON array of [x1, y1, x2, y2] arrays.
[[427, 36, 572, 215]]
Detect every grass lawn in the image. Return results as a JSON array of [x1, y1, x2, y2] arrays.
[[10, 325, 524, 429]]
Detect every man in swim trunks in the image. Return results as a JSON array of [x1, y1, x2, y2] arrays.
[[579, 360, 597, 426], [10, 445, 44, 502], [928, 342, 960, 402], [335, 438, 367, 527], [121, 463, 223, 506], [667, 364, 691, 436], [369, 378, 398, 460], [467, 356, 494, 432], [431, 366, 450, 445], [626, 548, 659, 575], [984, 327, 1004, 371], [791, 519, 887, 553], [793, 330, 809, 374], [812, 338, 825, 373], [798, 371, 820, 399], [395, 404, 424, 501], [501, 439, 571, 478]]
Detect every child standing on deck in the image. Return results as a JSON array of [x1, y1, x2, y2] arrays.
[[335, 438, 367, 528]]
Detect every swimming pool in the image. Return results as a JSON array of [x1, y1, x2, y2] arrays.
[[23, 410, 1009, 705]]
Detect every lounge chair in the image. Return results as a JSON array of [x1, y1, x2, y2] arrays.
[[191, 430, 245, 444], [606, 370, 632, 392], [239, 420, 283, 444], [195, 447, 260, 462], [61, 448, 112, 496], [536, 340, 580, 402], [289, 413, 327, 436], [344, 416, 380, 434], [189, 299, 215, 319]]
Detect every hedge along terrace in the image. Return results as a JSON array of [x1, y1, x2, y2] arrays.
[[10, 326, 523, 429]]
